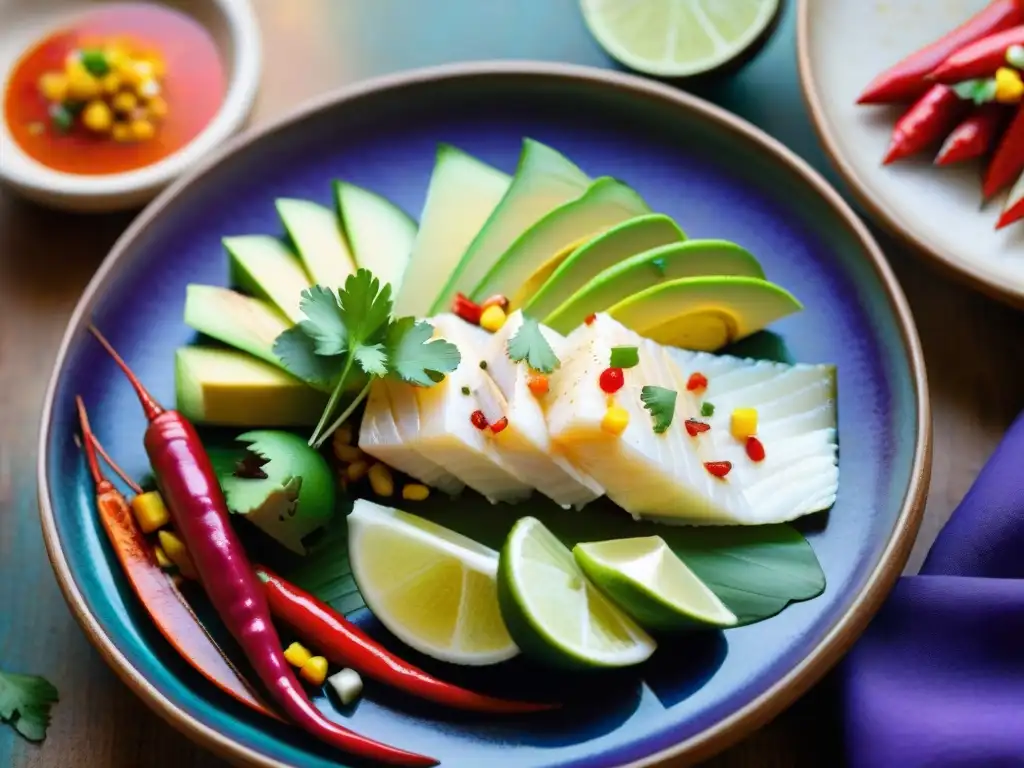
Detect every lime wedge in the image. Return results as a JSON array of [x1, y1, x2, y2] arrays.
[[580, 0, 781, 78], [497, 517, 656, 668], [574, 537, 737, 631], [347, 500, 518, 666]]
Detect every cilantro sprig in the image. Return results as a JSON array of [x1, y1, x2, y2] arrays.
[[641, 385, 678, 434], [507, 316, 560, 373], [0, 669, 58, 742], [273, 269, 461, 448]]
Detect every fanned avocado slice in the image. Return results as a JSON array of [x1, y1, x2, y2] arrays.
[[183, 285, 290, 367], [334, 181, 417, 296], [276, 198, 356, 290], [224, 235, 312, 324]]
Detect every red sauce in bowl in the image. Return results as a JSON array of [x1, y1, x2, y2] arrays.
[[3, 3, 226, 176]]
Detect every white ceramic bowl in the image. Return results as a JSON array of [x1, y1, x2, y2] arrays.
[[798, 0, 1024, 307], [0, 0, 261, 212]]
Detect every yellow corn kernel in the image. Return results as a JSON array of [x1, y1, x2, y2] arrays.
[[601, 405, 630, 435], [368, 463, 394, 497], [131, 490, 171, 534], [67, 70, 100, 101], [38, 72, 69, 102], [479, 305, 507, 333], [283, 641, 312, 668], [995, 66, 1024, 103], [105, 46, 128, 70], [64, 54, 86, 78], [730, 408, 758, 440], [146, 96, 168, 119], [402, 484, 430, 501], [130, 118, 155, 141], [334, 444, 364, 463], [157, 530, 198, 580], [82, 100, 113, 133], [112, 122, 134, 142], [300, 656, 329, 686], [100, 72, 122, 95], [345, 460, 370, 482], [153, 545, 173, 571], [112, 91, 138, 114], [144, 54, 167, 79]]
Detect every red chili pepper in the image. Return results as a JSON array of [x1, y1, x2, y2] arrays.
[[489, 416, 509, 434], [745, 436, 766, 463], [883, 85, 966, 164], [452, 293, 482, 325], [998, 166, 1024, 227], [599, 367, 624, 394], [857, 0, 1023, 104], [255, 568, 556, 714], [686, 372, 708, 392], [935, 105, 1006, 165], [683, 419, 711, 437], [984, 101, 1024, 197], [930, 24, 1024, 83], [704, 461, 733, 479], [75, 397, 279, 720], [88, 327, 437, 768], [470, 409, 489, 430]]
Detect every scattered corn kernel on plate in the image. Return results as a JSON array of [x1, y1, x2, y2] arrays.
[[39, 64, 929, 768]]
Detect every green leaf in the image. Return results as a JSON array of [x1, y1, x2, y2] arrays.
[[700, 401, 715, 417], [952, 78, 997, 104], [353, 343, 387, 376], [641, 385, 677, 434], [384, 317, 461, 386], [338, 269, 393, 348], [609, 346, 639, 369], [507, 316, 560, 373], [0, 670, 59, 742], [273, 326, 344, 386], [298, 286, 347, 356]]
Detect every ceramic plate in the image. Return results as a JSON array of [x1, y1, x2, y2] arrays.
[[38, 63, 929, 768], [798, 0, 1024, 306]]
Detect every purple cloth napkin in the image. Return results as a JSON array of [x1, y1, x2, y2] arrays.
[[843, 411, 1024, 767]]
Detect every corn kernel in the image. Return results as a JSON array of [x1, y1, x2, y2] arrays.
[[100, 72, 122, 94], [601, 405, 630, 435], [112, 91, 137, 113], [402, 484, 430, 501], [64, 54, 86, 78], [146, 96, 168, 119], [283, 641, 312, 668], [345, 460, 370, 482], [368, 463, 394, 497], [131, 490, 171, 534], [67, 70, 101, 101], [115, 58, 140, 84], [153, 545, 173, 571], [157, 530, 198, 580], [82, 100, 113, 133], [332, 423, 354, 447], [334, 444, 364, 463], [730, 407, 758, 440], [300, 655, 329, 686], [38, 72, 69, 102], [479, 305, 507, 333], [105, 46, 128, 70], [995, 66, 1024, 104], [112, 122, 134, 142], [130, 118, 155, 141]]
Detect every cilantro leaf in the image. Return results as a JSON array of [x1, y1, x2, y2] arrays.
[[701, 401, 716, 417], [610, 346, 639, 369], [507, 316, 560, 373], [298, 286, 347, 356], [385, 317, 461, 386], [273, 326, 344, 386], [338, 269, 393, 347], [353, 343, 388, 376], [0, 670, 58, 742], [641, 385, 677, 434]]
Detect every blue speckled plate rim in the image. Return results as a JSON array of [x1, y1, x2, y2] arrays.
[[36, 62, 931, 768]]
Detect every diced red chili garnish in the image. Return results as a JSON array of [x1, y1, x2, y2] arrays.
[[584, 313, 596, 325], [527, 373, 549, 396], [686, 372, 708, 392], [480, 294, 510, 312], [684, 419, 711, 437], [704, 461, 732, 478], [470, 410, 489, 430], [599, 367, 624, 394], [746, 436, 766, 462], [452, 293, 482, 325], [490, 417, 509, 434]]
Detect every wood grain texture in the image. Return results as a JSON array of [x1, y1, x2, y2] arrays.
[[2, 1, 1021, 767]]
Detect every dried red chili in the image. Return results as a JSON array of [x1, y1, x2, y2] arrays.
[[470, 410, 489, 430]]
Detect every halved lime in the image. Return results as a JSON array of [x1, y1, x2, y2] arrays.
[[574, 537, 737, 631], [580, 0, 781, 78], [497, 517, 656, 668], [347, 500, 518, 665]]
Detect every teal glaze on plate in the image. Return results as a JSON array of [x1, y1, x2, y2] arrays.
[[39, 66, 927, 767]]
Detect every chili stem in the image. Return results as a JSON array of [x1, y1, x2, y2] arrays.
[[313, 381, 371, 450]]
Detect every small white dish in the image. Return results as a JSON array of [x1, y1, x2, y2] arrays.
[[0, 0, 261, 212], [798, 0, 1024, 307]]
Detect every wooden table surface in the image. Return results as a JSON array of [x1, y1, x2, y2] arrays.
[[3, 1, 1024, 766]]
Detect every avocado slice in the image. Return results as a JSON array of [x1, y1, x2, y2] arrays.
[[545, 240, 765, 334], [472, 177, 651, 305], [276, 198, 356, 290], [522, 214, 685, 321], [176, 346, 326, 426], [224, 235, 312, 324], [394, 144, 511, 317], [335, 181, 417, 295], [429, 138, 591, 315], [217, 430, 336, 554], [184, 285, 292, 367], [608, 276, 802, 351]]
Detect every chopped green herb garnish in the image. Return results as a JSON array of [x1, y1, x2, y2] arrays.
[[0, 669, 59, 742], [641, 386, 677, 434], [952, 78, 997, 104], [49, 104, 73, 133], [507, 316, 560, 373], [479, 360, 488, 370], [80, 49, 110, 77], [610, 346, 639, 369], [701, 401, 715, 417], [461, 386, 471, 395], [650, 257, 666, 276]]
